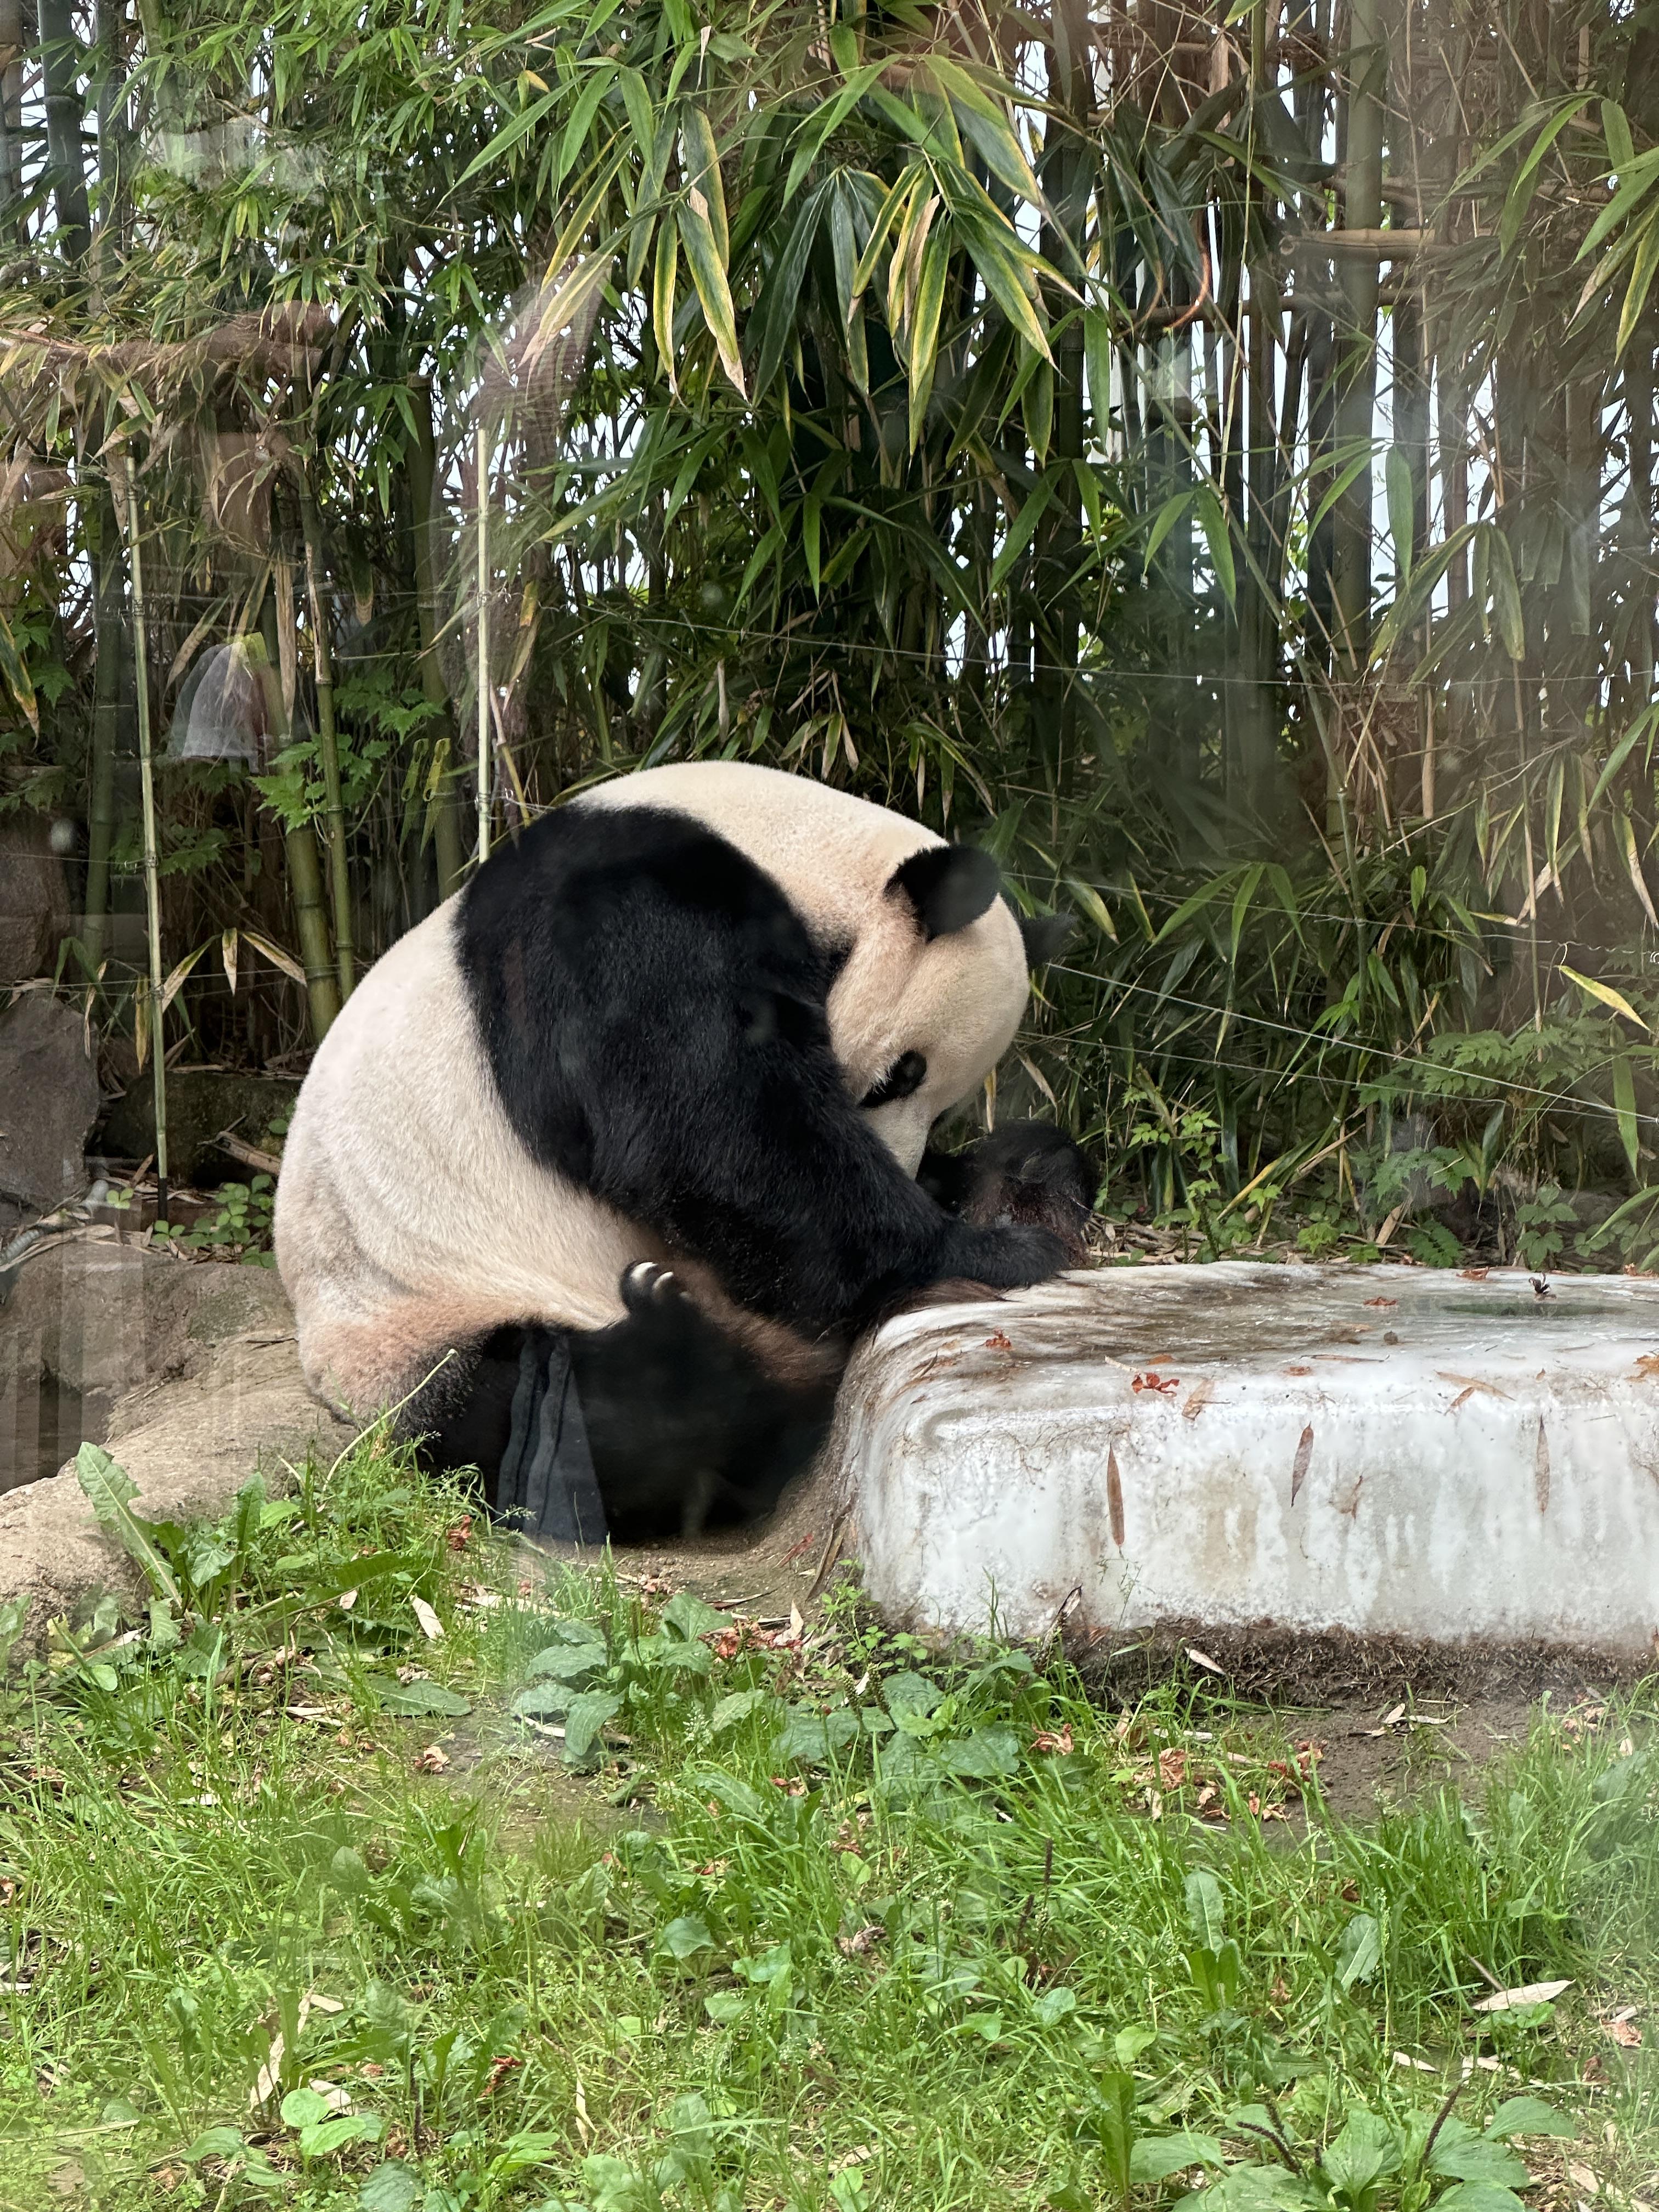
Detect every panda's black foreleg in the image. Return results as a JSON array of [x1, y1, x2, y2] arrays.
[[568, 1264, 836, 1544]]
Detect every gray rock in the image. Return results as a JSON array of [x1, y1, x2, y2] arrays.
[[0, 1254, 353, 1651], [0, 996, 100, 1229], [99, 1068, 300, 1181], [0, 815, 70, 985]]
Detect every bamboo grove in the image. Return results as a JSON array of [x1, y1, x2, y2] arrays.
[[1, 0, 1658, 1249]]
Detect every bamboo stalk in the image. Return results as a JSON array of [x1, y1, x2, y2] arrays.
[[476, 419, 490, 868], [117, 453, 168, 1221], [81, 475, 121, 973], [258, 587, 339, 1043], [407, 379, 466, 899], [299, 483, 355, 999]]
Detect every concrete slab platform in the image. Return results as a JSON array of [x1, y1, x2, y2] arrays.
[[833, 1263, 1659, 1662]]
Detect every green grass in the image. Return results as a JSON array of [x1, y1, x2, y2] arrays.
[[0, 1438, 1654, 2212]]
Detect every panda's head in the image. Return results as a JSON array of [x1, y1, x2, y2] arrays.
[[834, 843, 1072, 1176]]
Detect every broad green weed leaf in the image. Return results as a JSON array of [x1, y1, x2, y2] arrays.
[[280, 2087, 332, 2129], [882, 1671, 943, 1720], [358, 2166, 419, 2212], [1337, 1911, 1382, 1988], [659, 1913, 714, 1960], [563, 1688, 623, 1762], [663, 1590, 726, 1639], [1321, 2109, 1401, 2194], [780, 1705, 859, 1760], [1428, 2123, 1530, 2187], [300, 2112, 382, 2158], [709, 1688, 771, 1735], [1185, 1869, 1226, 1950], [936, 1724, 1020, 1777], [1432, 2188, 1531, 2212], [183, 2127, 246, 2163], [74, 1444, 182, 1605], [526, 1641, 606, 1685], [375, 1679, 471, 1718], [1132, 2134, 1228, 2181], [1485, 2098, 1576, 2140]]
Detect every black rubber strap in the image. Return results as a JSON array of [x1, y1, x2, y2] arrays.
[[496, 1329, 609, 1547]]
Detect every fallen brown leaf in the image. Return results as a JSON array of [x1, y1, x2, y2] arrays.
[[413, 1745, 449, 1774], [1290, 1423, 1315, 1503], [1472, 1978, 1572, 2012]]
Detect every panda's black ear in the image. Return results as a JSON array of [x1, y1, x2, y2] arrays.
[[1019, 911, 1075, 969], [887, 845, 1002, 940]]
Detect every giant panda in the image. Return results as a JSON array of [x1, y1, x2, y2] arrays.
[[274, 760, 1090, 1544]]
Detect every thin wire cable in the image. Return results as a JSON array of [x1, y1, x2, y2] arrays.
[[1052, 960, 1659, 1130]]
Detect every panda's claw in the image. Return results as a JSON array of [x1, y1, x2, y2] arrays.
[[620, 1261, 689, 1314]]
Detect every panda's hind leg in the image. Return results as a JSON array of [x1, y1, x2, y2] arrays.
[[569, 1265, 837, 1544]]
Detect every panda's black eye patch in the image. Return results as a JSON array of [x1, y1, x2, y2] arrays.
[[860, 1051, 927, 1109]]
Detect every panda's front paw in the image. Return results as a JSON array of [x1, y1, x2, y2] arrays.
[[950, 1220, 1071, 1290], [620, 1261, 693, 1316]]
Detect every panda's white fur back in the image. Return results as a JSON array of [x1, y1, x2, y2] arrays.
[[276, 762, 1031, 1418], [275, 900, 668, 1413]]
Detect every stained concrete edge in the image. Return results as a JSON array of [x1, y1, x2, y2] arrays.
[[836, 1262, 1659, 1682]]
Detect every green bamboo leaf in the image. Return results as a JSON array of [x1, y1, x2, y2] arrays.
[[0, 606, 37, 732], [803, 496, 822, 596], [1616, 221, 1659, 355], [1602, 100, 1635, 174], [735, 519, 785, 607], [653, 217, 679, 388], [556, 61, 618, 193], [783, 58, 891, 200], [851, 166, 922, 306], [887, 187, 939, 342], [924, 64, 1040, 198], [460, 86, 560, 184], [1144, 488, 1195, 573], [1486, 526, 1525, 659], [1588, 702, 1659, 814], [1084, 306, 1114, 427], [907, 228, 951, 449], [1576, 145, 1659, 262], [1499, 94, 1590, 255], [1022, 354, 1053, 466], [1386, 445, 1414, 584], [1065, 876, 1118, 941], [1195, 483, 1235, 607], [752, 177, 832, 399], [678, 199, 746, 397], [1308, 445, 1376, 534], [1560, 964, 1650, 1032], [990, 476, 1054, 591], [617, 65, 654, 155], [682, 106, 729, 263], [957, 214, 1053, 361], [1614, 1056, 1642, 1178]]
